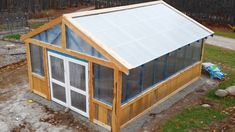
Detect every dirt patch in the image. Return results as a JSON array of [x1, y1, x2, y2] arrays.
[[202, 22, 234, 32], [11, 121, 34, 132], [139, 79, 218, 132], [40, 107, 89, 132], [0, 61, 27, 90]]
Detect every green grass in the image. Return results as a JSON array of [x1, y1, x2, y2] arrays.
[[30, 22, 45, 29], [2, 34, 21, 40], [206, 73, 235, 107], [203, 44, 235, 69], [162, 44, 235, 131], [204, 44, 235, 107], [162, 106, 226, 132], [214, 31, 235, 39]]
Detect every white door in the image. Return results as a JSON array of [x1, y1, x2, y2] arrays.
[[48, 51, 89, 117]]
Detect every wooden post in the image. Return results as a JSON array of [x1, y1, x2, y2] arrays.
[[112, 69, 122, 132], [25, 42, 33, 92], [200, 39, 205, 62], [43, 47, 51, 99], [89, 62, 94, 121], [61, 20, 66, 50]]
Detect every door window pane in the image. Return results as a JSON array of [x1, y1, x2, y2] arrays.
[[30, 44, 44, 76], [69, 62, 86, 91], [71, 90, 86, 112], [50, 56, 65, 82], [52, 83, 66, 103]]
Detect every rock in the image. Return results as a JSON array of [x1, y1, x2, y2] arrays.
[[225, 86, 235, 96], [201, 104, 211, 108], [64, 107, 70, 113], [215, 89, 228, 97], [5, 44, 16, 50]]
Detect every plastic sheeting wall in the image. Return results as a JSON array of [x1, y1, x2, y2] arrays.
[[93, 64, 114, 105], [33, 24, 61, 46], [66, 26, 107, 60], [122, 40, 203, 103], [30, 44, 44, 76]]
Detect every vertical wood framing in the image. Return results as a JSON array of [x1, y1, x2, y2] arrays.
[[25, 42, 33, 91], [200, 39, 205, 62], [89, 62, 94, 121], [112, 69, 122, 132], [43, 47, 51, 99], [61, 20, 66, 50]]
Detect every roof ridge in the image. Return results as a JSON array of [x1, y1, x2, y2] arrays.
[[64, 0, 164, 18]]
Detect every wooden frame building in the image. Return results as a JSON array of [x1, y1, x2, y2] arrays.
[[21, 1, 213, 131]]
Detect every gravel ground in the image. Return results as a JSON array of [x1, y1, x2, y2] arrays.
[[0, 65, 97, 132], [0, 40, 26, 68]]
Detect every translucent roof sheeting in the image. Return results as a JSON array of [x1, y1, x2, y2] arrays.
[[71, 2, 213, 69]]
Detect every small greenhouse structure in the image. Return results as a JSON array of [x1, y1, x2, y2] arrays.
[[21, 1, 213, 131]]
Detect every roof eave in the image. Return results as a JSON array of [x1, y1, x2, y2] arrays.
[[20, 16, 62, 41]]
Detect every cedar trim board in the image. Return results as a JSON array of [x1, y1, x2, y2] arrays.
[[88, 62, 94, 121], [64, 1, 213, 34], [42, 47, 51, 99], [93, 99, 112, 110], [25, 42, 33, 92], [93, 119, 111, 131], [63, 16, 130, 74], [21, 17, 62, 41], [25, 38, 115, 69]]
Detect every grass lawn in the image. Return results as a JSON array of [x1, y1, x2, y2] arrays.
[[2, 34, 21, 40], [162, 44, 235, 131], [162, 106, 226, 132], [214, 31, 235, 39], [30, 22, 45, 29]]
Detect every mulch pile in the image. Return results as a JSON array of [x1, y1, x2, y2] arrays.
[[40, 107, 89, 132]]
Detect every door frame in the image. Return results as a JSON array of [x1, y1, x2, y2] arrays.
[[47, 50, 89, 117]]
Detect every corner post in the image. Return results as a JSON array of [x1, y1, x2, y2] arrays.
[[89, 62, 94, 121], [25, 42, 33, 92], [112, 69, 122, 132]]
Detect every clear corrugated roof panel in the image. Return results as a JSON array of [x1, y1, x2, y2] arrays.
[[72, 3, 212, 69]]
